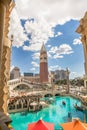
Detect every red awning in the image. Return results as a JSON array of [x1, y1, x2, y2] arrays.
[[28, 119, 54, 130]]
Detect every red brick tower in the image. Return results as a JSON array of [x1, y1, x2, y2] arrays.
[[40, 44, 48, 83]]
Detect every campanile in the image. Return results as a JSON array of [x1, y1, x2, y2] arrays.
[[40, 44, 48, 83]]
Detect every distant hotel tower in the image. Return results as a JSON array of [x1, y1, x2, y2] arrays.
[[40, 44, 48, 83]]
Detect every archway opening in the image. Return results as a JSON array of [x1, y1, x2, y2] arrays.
[[44, 94, 53, 97]]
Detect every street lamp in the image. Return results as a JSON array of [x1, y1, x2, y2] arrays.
[[51, 75, 54, 96], [66, 67, 70, 94], [10, 34, 13, 67]]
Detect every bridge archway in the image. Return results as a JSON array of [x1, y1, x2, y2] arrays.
[[44, 93, 53, 97], [55, 93, 60, 96], [13, 83, 32, 91], [8, 80, 33, 91]]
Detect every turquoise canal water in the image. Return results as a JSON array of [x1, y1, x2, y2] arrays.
[[10, 96, 84, 130]]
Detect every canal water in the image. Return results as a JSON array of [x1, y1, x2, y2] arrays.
[[10, 96, 84, 130]]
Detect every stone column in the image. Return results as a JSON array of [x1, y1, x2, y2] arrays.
[[0, 0, 14, 113], [76, 12, 87, 91], [0, 38, 12, 113], [0, 2, 7, 113], [82, 36, 87, 90], [81, 35, 87, 76], [0, 2, 6, 81], [66, 68, 70, 94]]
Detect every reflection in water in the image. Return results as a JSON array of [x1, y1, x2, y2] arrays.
[[10, 96, 84, 130]]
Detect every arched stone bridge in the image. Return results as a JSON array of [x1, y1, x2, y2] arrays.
[[7, 78, 34, 90], [7, 77, 65, 97]]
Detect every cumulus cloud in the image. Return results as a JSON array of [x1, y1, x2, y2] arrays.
[[10, 65, 15, 72], [55, 32, 63, 37], [47, 52, 52, 58], [32, 52, 40, 60], [49, 46, 58, 54], [47, 45, 51, 48], [32, 51, 52, 60], [70, 71, 78, 79], [73, 38, 82, 45], [31, 61, 39, 67], [23, 19, 54, 51], [49, 65, 61, 71], [8, 9, 28, 47], [15, 0, 87, 23], [71, 71, 77, 75], [23, 44, 42, 52], [53, 55, 63, 59], [30, 68, 36, 71], [9, 0, 87, 48], [49, 44, 73, 59], [30, 67, 39, 73]]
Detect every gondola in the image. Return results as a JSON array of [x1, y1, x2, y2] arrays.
[[62, 101, 66, 105], [74, 104, 83, 112], [47, 98, 54, 104]]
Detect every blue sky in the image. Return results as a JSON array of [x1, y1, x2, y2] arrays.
[[11, 20, 84, 79], [9, 0, 87, 79]]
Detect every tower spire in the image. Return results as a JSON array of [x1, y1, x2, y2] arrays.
[[40, 43, 46, 53]]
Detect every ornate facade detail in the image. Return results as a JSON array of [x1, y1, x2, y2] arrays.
[[76, 12, 87, 90], [0, 0, 14, 113], [76, 12, 87, 76], [1, 44, 11, 113], [0, 2, 6, 80]]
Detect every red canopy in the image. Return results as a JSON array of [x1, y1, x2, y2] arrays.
[[28, 119, 54, 130]]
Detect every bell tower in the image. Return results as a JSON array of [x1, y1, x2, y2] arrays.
[[40, 44, 48, 83]]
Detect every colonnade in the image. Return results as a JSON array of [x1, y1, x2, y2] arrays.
[[8, 96, 42, 113]]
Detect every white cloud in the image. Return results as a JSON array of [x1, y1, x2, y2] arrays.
[[10, 65, 15, 72], [30, 68, 36, 71], [8, 9, 28, 47], [49, 65, 61, 71], [73, 38, 82, 45], [30, 67, 39, 73], [23, 43, 42, 52], [55, 32, 63, 37], [15, 0, 87, 24], [47, 45, 51, 48], [9, 0, 87, 48], [31, 51, 52, 60], [49, 44, 73, 59], [32, 52, 40, 60], [49, 46, 58, 54], [32, 51, 52, 60], [23, 19, 54, 51], [71, 71, 77, 75], [53, 55, 63, 59], [70, 71, 78, 79], [31, 61, 39, 67], [57, 44, 73, 55], [47, 52, 52, 58]]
